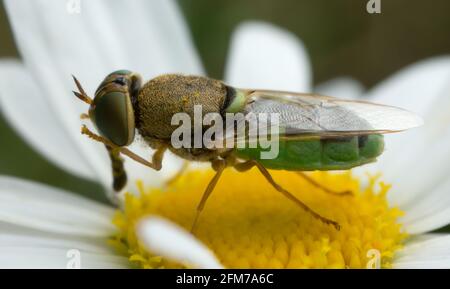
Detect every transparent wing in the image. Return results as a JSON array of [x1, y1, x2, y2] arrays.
[[210, 89, 423, 147], [245, 90, 423, 132]]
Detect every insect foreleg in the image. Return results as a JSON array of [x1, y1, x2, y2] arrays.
[[105, 145, 127, 191], [191, 159, 226, 233], [254, 162, 341, 231], [81, 125, 164, 170], [296, 172, 353, 196]]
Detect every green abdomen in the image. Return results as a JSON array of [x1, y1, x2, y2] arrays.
[[235, 135, 384, 171]]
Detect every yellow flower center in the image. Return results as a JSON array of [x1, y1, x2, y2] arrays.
[[109, 168, 406, 268]]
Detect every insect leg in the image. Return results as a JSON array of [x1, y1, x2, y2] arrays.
[[233, 160, 257, 172], [255, 162, 340, 230], [191, 159, 226, 233], [105, 145, 127, 191], [296, 172, 353, 196], [81, 125, 165, 170], [165, 160, 189, 186]]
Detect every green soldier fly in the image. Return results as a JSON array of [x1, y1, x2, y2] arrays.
[[72, 72, 422, 231]]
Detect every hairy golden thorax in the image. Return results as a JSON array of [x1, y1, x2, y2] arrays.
[[134, 74, 228, 141], [133, 74, 233, 161]]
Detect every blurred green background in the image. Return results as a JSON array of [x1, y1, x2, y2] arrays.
[[0, 0, 449, 221]]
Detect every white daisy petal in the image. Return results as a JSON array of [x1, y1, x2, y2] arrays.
[[0, 176, 115, 237], [67, 0, 203, 78], [105, 0, 204, 76], [400, 174, 450, 234], [315, 77, 365, 99], [224, 21, 311, 92], [0, 247, 128, 269], [389, 130, 450, 208], [5, 0, 112, 187], [0, 59, 95, 180], [393, 234, 450, 268], [137, 216, 223, 269], [4, 0, 203, 192], [365, 56, 450, 114], [0, 224, 128, 268], [361, 56, 450, 189], [0, 226, 111, 255]]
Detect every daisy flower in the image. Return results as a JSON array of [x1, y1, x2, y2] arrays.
[[1, 0, 450, 269]]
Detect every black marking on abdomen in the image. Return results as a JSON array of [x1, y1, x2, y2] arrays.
[[358, 135, 368, 148], [221, 85, 236, 115]]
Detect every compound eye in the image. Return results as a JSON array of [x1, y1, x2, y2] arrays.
[[108, 69, 132, 76], [113, 77, 127, 86], [91, 91, 135, 146]]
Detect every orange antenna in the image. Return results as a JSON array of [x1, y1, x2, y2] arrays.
[[72, 75, 93, 105]]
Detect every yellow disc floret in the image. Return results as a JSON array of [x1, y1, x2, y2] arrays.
[[109, 168, 406, 268]]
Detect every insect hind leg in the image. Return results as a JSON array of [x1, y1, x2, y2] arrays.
[[252, 162, 341, 230], [296, 172, 353, 196]]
